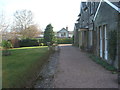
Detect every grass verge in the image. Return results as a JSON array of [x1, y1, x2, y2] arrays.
[[89, 54, 117, 73], [2, 46, 51, 88]]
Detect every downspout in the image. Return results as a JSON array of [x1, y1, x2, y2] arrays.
[[92, 19, 95, 54], [118, 1, 120, 84], [87, 3, 89, 51], [92, 2, 95, 54]]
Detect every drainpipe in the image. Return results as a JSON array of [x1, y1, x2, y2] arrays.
[[92, 2, 95, 54], [91, 2, 96, 54], [118, 1, 120, 84], [92, 20, 95, 54]]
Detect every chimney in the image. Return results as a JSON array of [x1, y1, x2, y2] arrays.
[[66, 26, 68, 30]]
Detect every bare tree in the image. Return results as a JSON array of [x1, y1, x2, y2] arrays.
[[24, 25, 41, 38], [0, 11, 9, 42], [13, 10, 34, 38]]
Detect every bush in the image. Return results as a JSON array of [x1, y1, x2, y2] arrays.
[[89, 54, 117, 72], [39, 43, 44, 46], [57, 38, 72, 44], [80, 45, 84, 50], [1, 40, 13, 49], [19, 38, 45, 47], [1, 40, 13, 56]]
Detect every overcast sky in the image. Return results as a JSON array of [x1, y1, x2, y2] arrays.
[[0, 0, 87, 31]]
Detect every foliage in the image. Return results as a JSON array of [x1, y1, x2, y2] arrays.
[[57, 38, 72, 44], [44, 24, 55, 45], [80, 45, 84, 50], [89, 54, 117, 72], [72, 35, 74, 44], [19, 38, 44, 47], [108, 30, 117, 61], [37, 38, 44, 44], [1, 40, 13, 56], [1, 40, 12, 49], [39, 43, 44, 46]]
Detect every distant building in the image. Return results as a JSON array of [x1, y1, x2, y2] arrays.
[[57, 27, 73, 38]]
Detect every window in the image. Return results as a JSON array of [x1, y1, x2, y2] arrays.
[[61, 32, 66, 37], [61, 33, 64, 36], [64, 32, 66, 36], [99, 26, 103, 58], [103, 25, 108, 60]]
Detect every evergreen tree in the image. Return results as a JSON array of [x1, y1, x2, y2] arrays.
[[44, 24, 55, 45]]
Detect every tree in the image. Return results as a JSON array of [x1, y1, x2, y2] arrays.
[[13, 10, 35, 38], [18, 24, 41, 38], [0, 11, 9, 42], [0, 11, 8, 32], [44, 24, 55, 45]]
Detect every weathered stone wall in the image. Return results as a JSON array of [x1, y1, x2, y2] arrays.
[[94, 2, 119, 68]]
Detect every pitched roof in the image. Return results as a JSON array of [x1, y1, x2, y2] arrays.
[[104, 0, 120, 13], [94, 0, 120, 21], [57, 28, 68, 33], [75, 23, 79, 29]]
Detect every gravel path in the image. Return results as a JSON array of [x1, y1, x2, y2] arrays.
[[53, 44, 118, 88], [34, 52, 59, 88]]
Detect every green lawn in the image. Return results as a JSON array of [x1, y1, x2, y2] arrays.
[[0, 50, 2, 89], [2, 46, 49, 88]]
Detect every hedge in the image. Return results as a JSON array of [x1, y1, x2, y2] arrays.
[[19, 38, 72, 47], [57, 38, 72, 44], [19, 38, 44, 47]]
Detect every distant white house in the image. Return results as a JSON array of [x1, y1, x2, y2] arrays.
[[35, 27, 73, 38], [57, 27, 73, 38]]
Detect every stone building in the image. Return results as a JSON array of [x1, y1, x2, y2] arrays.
[[74, 1, 120, 68]]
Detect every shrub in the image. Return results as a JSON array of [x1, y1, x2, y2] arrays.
[[80, 45, 84, 50], [1, 40, 12, 49], [57, 38, 72, 44], [19, 38, 45, 47], [39, 43, 44, 46], [89, 54, 117, 72], [1, 40, 12, 56]]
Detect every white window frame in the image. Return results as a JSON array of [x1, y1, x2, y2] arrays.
[[99, 26, 103, 58], [104, 25, 108, 60]]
